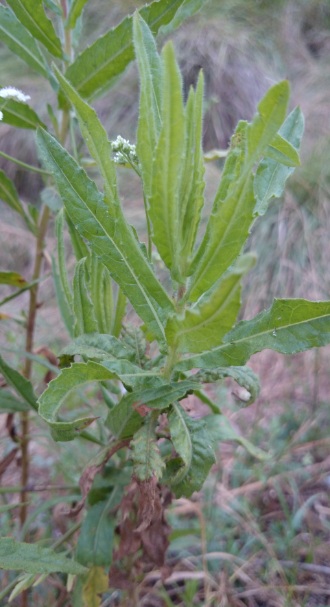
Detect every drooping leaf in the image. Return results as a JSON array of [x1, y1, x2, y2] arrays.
[[63, 0, 195, 102], [166, 403, 215, 497], [82, 566, 108, 607], [131, 414, 165, 480], [166, 254, 255, 353], [73, 258, 98, 336], [0, 6, 49, 78], [134, 12, 162, 198], [0, 271, 27, 287], [175, 298, 330, 371], [0, 538, 87, 574], [36, 128, 174, 343], [6, 0, 63, 58], [187, 82, 291, 301], [77, 488, 122, 566], [0, 99, 46, 129], [148, 42, 185, 279], [204, 414, 269, 460], [0, 389, 29, 413], [66, 0, 89, 29], [193, 365, 260, 405], [0, 355, 38, 411], [255, 107, 304, 215], [37, 360, 118, 441]]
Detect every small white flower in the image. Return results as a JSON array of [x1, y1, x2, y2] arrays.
[[0, 110, 3, 121], [0, 86, 30, 103]]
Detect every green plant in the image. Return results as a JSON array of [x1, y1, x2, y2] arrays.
[[1, 1, 330, 605]]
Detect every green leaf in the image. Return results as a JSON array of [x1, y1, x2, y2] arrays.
[[0, 538, 87, 574], [166, 403, 215, 497], [0, 169, 25, 218], [106, 397, 143, 440], [6, 0, 63, 58], [60, 332, 136, 363], [193, 365, 260, 406], [0, 99, 46, 129], [89, 253, 114, 335], [0, 271, 27, 287], [148, 42, 185, 279], [175, 299, 330, 371], [131, 414, 165, 480], [179, 71, 205, 270], [0, 355, 38, 411], [53, 209, 74, 335], [204, 414, 269, 460], [63, 0, 192, 102], [73, 258, 98, 336], [76, 488, 121, 567], [65, 211, 89, 261], [255, 107, 304, 215], [266, 133, 300, 167], [134, 12, 162, 198], [37, 360, 118, 441], [166, 254, 255, 353], [187, 82, 291, 301], [0, 389, 29, 413], [66, 0, 88, 29], [36, 128, 174, 343], [0, 6, 49, 78]]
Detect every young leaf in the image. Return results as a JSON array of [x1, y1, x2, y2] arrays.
[[0, 99, 46, 129], [131, 414, 165, 481], [66, 0, 89, 30], [0, 538, 87, 574], [134, 12, 162, 198], [36, 128, 174, 343], [63, 0, 193, 102], [6, 0, 63, 58], [175, 298, 330, 371], [38, 360, 118, 441], [0, 355, 38, 411], [0, 271, 27, 287], [73, 258, 98, 336], [166, 254, 255, 353], [76, 488, 122, 567], [148, 42, 185, 279], [255, 107, 304, 215], [187, 82, 291, 301], [0, 389, 29, 413], [166, 403, 215, 497], [0, 6, 49, 78]]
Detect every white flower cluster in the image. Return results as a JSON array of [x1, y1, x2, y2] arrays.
[[111, 135, 138, 165], [0, 87, 31, 122]]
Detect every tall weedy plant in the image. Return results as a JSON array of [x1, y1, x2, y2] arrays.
[[1, 1, 330, 604]]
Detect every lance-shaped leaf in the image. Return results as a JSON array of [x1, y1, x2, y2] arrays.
[[0, 99, 46, 130], [179, 72, 205, 270], [66, 0, 89, 29], [36, 128, 174, 344], [160, 0, 207, 35], [73, 258, 98, 336], [65, 211, 89, 261], [265, 133, 300, 167], [0, 355, 38, 411], [188, 82, 291, 301], [167, 254, 255, 353], [131, 414, 165, 481], [38, 360, 118, 441], [0, 389, 29, 413], [0, 6, 49, 78], [0, 271, 27, 287], [89, 253, 114, 335], [6, 0, 63, 58], [166, 403, 215, 497], [134, 12, 162, 198], [148, 42, 185, 279], [63, 0, 193, 102], [53, 210, 74, 336], [175, 299, 330, 371], [193, 365, 260, 406], [0, 538, 87, 575], [255, 107, 304, 215], [76, 488, 122, 567], [53, 66, 118, 211]]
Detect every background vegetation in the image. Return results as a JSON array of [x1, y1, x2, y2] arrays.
[[1, 0, 330, 605]]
